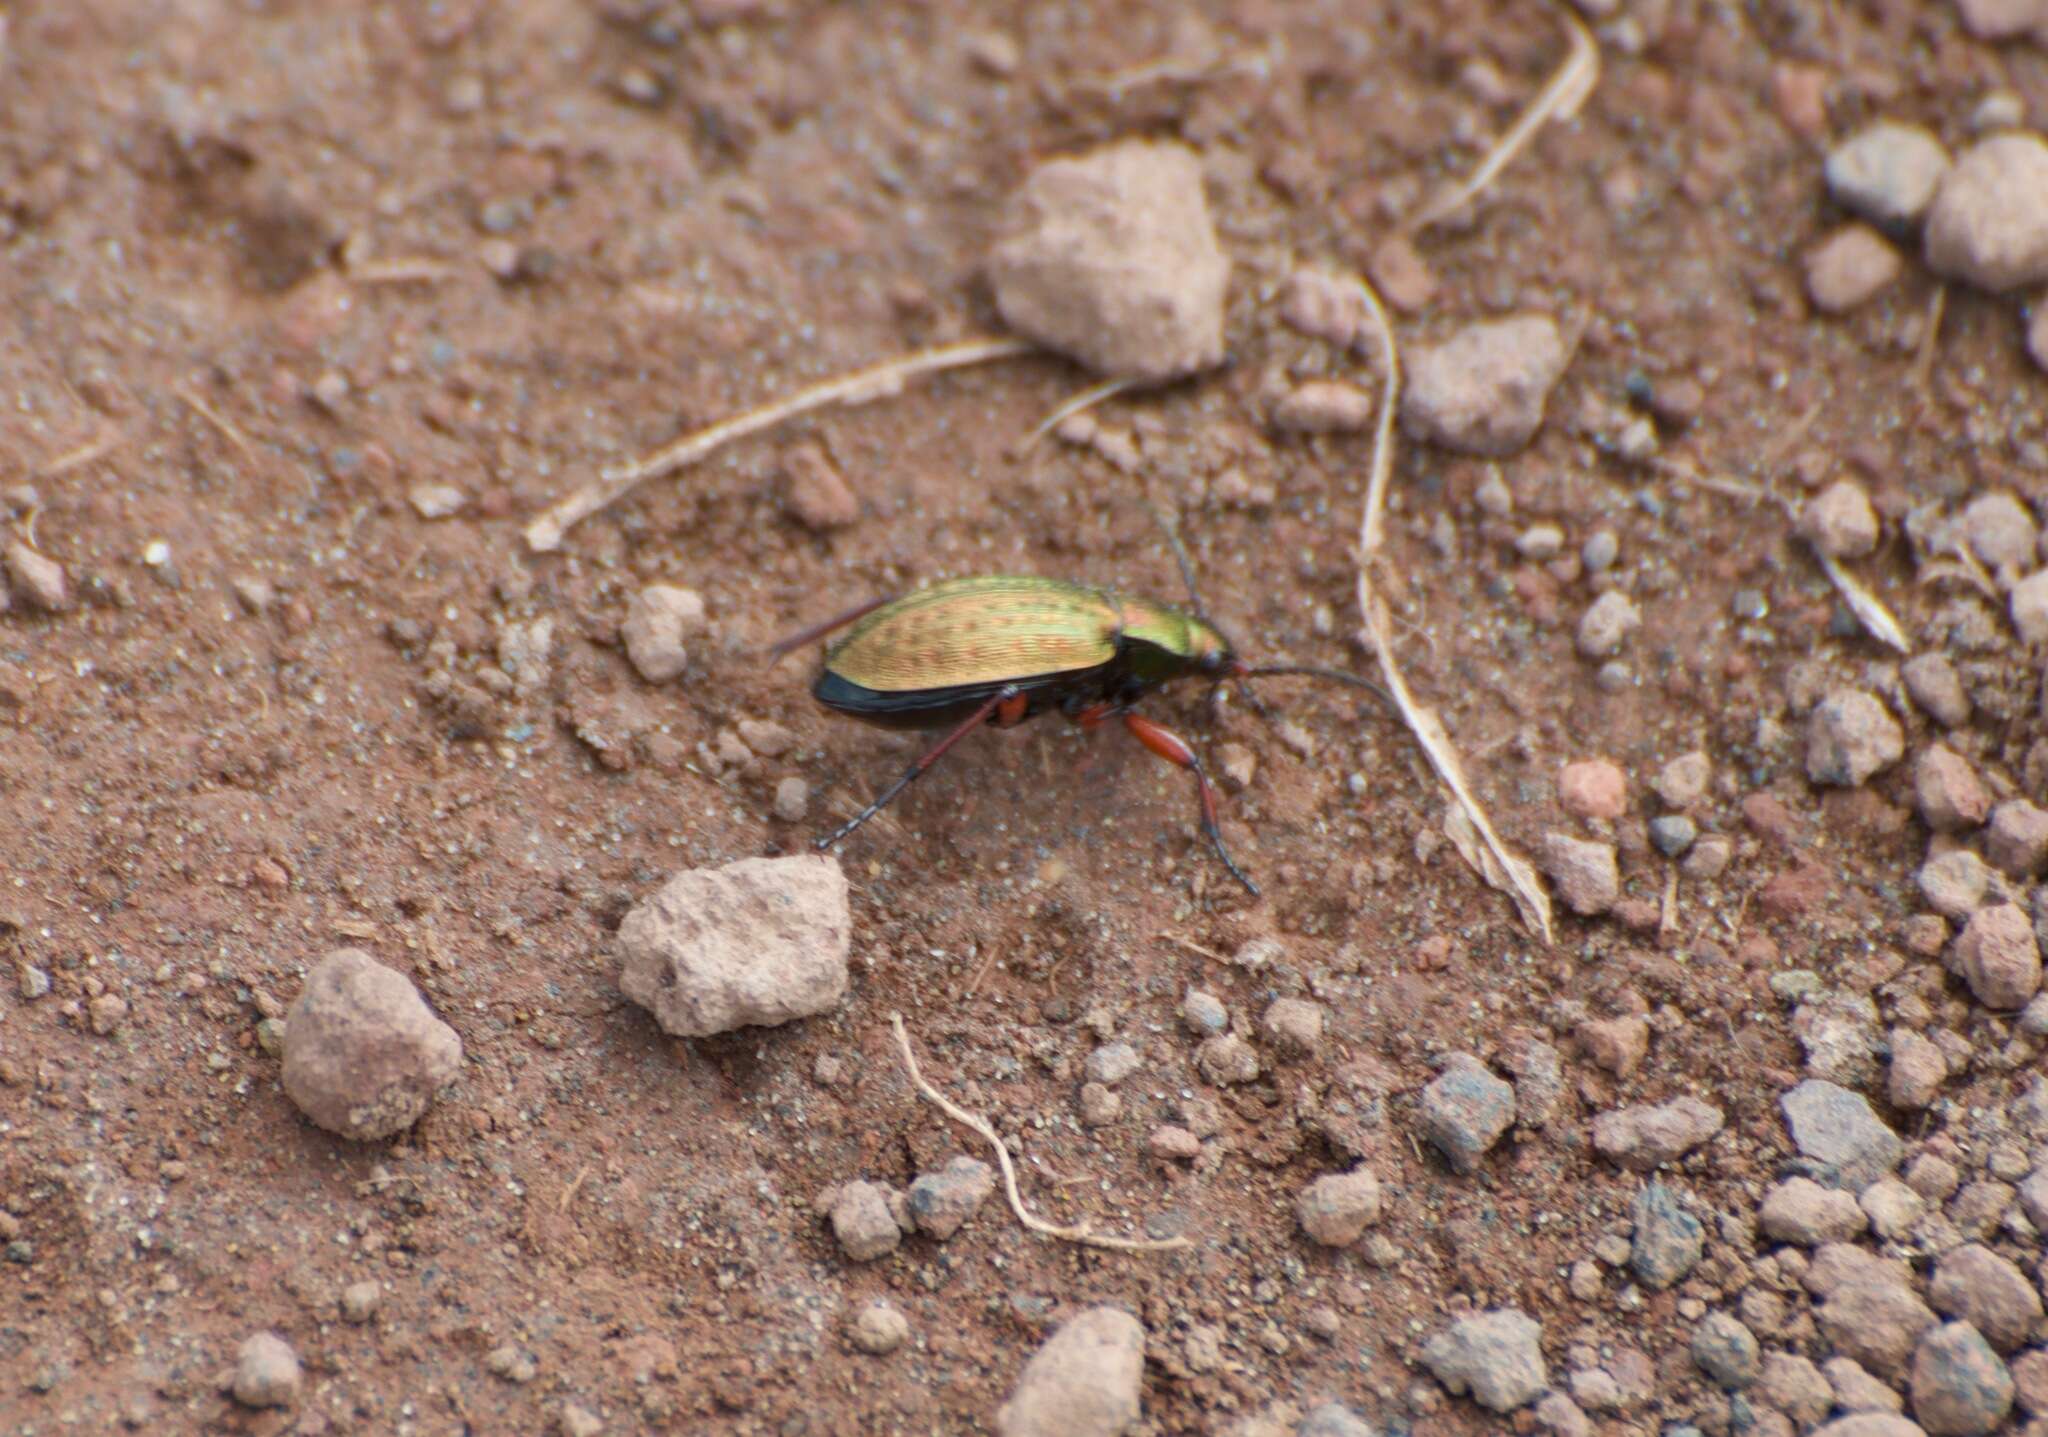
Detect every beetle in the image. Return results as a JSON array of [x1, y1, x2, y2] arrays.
[[771, 572, 1386, 896]]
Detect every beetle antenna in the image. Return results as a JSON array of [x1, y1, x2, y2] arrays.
[[1237, 663, 1395, 712], [1148, 502, 1211, 621]]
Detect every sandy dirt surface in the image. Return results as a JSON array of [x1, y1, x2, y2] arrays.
[[4, 1, 2048, 1434]]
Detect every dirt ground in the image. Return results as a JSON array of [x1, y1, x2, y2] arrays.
[[3, 0, 2047, 1433]]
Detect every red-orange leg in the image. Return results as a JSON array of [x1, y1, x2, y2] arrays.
[[817, 685, 1022, 851], [1121, 711, 1259, 897]]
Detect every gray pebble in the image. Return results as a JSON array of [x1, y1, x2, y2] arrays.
[[232, 1332, 302, 1409], [1781, 1078, 1903, 1191], [1910, 1322, 2014, 1436], [1691, 1311, 1760, 1390], [1630, 1180, 1704, 1290], [340, 1280, 380, 1324], [1419, 1054, 1516, 1174], [1649, 814, 1698, 856], [1084, 1041, 1141, 1086], [1805, 689, 1904, 787], [1539, 832, 1620, 915], [1180, 988, 1228, 1035], [772, 776, 810, 823], [1576, 590, 1640, 659], [907, 1156, 994, 1240], [1419, 1308, 1549, 1413], [1581, 528, 1619, 572]]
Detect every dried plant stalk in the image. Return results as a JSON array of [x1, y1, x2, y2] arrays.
[[526, 336, 1033, 552], [1408, 1, 1600, 233], [1815, 548, 1910, 654], [889, 1013, 1190, 1254]]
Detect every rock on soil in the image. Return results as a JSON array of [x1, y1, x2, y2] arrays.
[[1295, 1167, 1382, 1247], [1804, 225, 1903, 314], [1419, 1308, 1548, 1413], [1539, 832, 1620, 916], [1782, 1079, 1903, 1190], [1399, 314, 1567, 456], [621, 584, 706, 684], [1576, 591, 1639, 659], [996, 1307, 1145, 1437], [1806, 689, 1904, 786], [1270, 380, 1375, 434], [281, 947, 463, 1141], [1923, 133, 2048, 292], [232, 1331, 302, 1408], [1950, 903, 2041, 1010], [1629, 1181, 1703, 1289], [1419, 1054, 1516, 1173], [1760, 1176, 1868, 1245], [1985, 799, 2048, 877], [1927, 1244, 2041, 1353], [1815, 1260, 1938, 1380], [1558, 759, 1627, 820], [1592, 1096, 1724, 1171], [1910, 1322, 2014, 1436], [1824, 121, 1950, 227], [616, 855, 850, 1037], [906, 1156, 994, 1240], [3, 541, 69, 611], [986, 140, 1227, 384], [830, 1180, 903, 1262], [1914, 746, 1990, 832], [851, 1300, 910, 1355], [1798, 479, 1882, 558], [1691, 1311, 1760, 1389]]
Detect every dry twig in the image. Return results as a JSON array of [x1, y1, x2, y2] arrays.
[[888, 1013, 1190, 1254], [40, 428, 122, 478], [1814, 547, 1910, 653], [176, 385, 261, 472], [526, 335, 1033, 552], [1351, 276, 1554, 944], [1015, 375, 1135, 455], [1408, 0, 1599, 233]]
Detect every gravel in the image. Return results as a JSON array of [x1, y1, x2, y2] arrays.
[[1958, 492, 2038, 570], [281, 947, 463, 1141], [830, 1181, 902, 1262], [1419, 1308, 1549, 1413], [851, 1300, 911, 1355], [1578, 1015, 1648, 1076], [1576, 590, 1640, 658], [1295, 1167, 1383, 1247], [1951, 902, 2042, 1009], [1760, 1175, 1869, 1244], [995, 1307, 1146, 1437], [986, 141, 1227, 383], [1918, 848, 1990, 918], [1649, 814, 1698, 856], [1888, 1028, 1949, 1111], [1927, 1244, 2041, 1353], [616, 855, 850, 1036], [1825, 121, 1951, 227], [1258, 997, 1324, 1059], [1804, 225, 1904, 313], [1418, 1054, 1516, 1173], [1910, 1322, 2014, 1436], [1691, 1311, 1760, 1390], [1196, 1033, 1260, 1086], [1629, 1180, 1704, 1289], [1799, 479, 1883, 558], [1783, 1079, 1904, 1190], [906, 1156, 994, 1240], [622, 584, 706, 684], [1558, 759, 1627, 820], [232, 1332, 302, 1409], [1914, 746, 1991, 832], [1539, 832, 1620, 915], [1984, 799, 2048, 876], [340, 1280, 380, 1324], [1924, 133, 2048, 292], [1271, 380, 1376, 433], [1400, 314, 1568, 456], [1592, 1096, 1725, 1171], [3, 542, 69, 611], [1083, 1041, 1141, 1085], [1902, 654, 1971, 727], [1806, 689, 1905, 786], [1180, 988, 1228, 1035]]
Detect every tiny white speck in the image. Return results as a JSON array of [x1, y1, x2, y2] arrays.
[[143, 540, 170, 566]]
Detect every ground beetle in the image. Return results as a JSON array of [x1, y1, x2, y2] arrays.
[[773, 570, 1386, 896]]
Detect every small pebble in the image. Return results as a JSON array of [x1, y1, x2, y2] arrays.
[[1691, 1311, 1760, 1390], [1918, 847, 1990, 918], [1516, 523, 1565, 560], [1258, 998, 1324, 1059], [485, 1343, 539, 1383], [1558, 759, 1627, 820], [1630, 1180, 1705, 1289], [1681, 833, 1733, 879], [907, 1156, 994, 1240], [1196, 1033, 1259, 1086], [1295, 1167, 1383, 1247], [781, 440, 858, 530], [1474, 469, 1514, 517], [559, 1402, 603, 1437], [1649, 814, 1698, 856], [1180, 988, 1228, 1035], [621, 585, 706, 684], [1887, 1028, 1948, 1111], [232, 1332, 302, 1409], [1148, 1124, 1201, 1160], [1910, 1322, 2014, 1436], [1083, 1041, 1141, 1086], [1400, 315, 1568, 457], [1271, 380, 1376, 434], [1418, 1054, 1516, 1174], [1592, 1096, 1725, 1171], [1078, 1082, 1121, 1127], [340, 1280, 380, 1324], [1760, 1175, 1868, 1244], [1581, 528, 1619, 572], [1952, 903, 2041, 1010], [1804, 225, 1903, 313], [1781, 1078, 1903, 1191], [1915, 745, 1991, 832], [995, 1307, 1144, 1437], [1928, 1244, 2041, 1353], [830, 1181, 902, 1261], [1278, 267, 1366, 348], [987, 141, 1226, 383], [772, 777, 810, 823], [1956, 0, 2048, 40], [1860, 1177, 1927, 1239], [87, 993, 128, 1035], [1419, 1309, 1549, 1413], [850, 1300, 910, 1356], [1798, 480, 1882, 558], [1369, 233, 1438, 313], [4, 542, 68, 611], [1539, 832, 1620, 915], [1579, 1015, 1650, 1076], [282, 948, 462, 1141], [1577, 590, 1640, 658], [1985, 799, 2048, 876], [1824, 121, 1951, 227], [1924, 133, 2048, 293], [1959, 492, 2038, 570], [1902, 654, 1971, 728], [2011, 571, 2048, 644], [1806, 689, 1904, 787]]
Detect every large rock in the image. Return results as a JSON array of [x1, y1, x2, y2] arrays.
[[282, 948, 462, 1140], [986, 141, 1227, 384], [618, 855, 850, 1036], [997, 1307, 1146, 1437]]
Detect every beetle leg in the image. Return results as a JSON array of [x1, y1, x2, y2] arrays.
[[817, 685, 1022, 851], [1067, 701, 1115, 731], [1120, 712, 1259, 898]]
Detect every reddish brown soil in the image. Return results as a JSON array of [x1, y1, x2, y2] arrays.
[[3, 2, 2044, 1434]]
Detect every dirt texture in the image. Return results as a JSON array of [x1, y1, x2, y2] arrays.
[[3, 2, 2048, 1435]]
